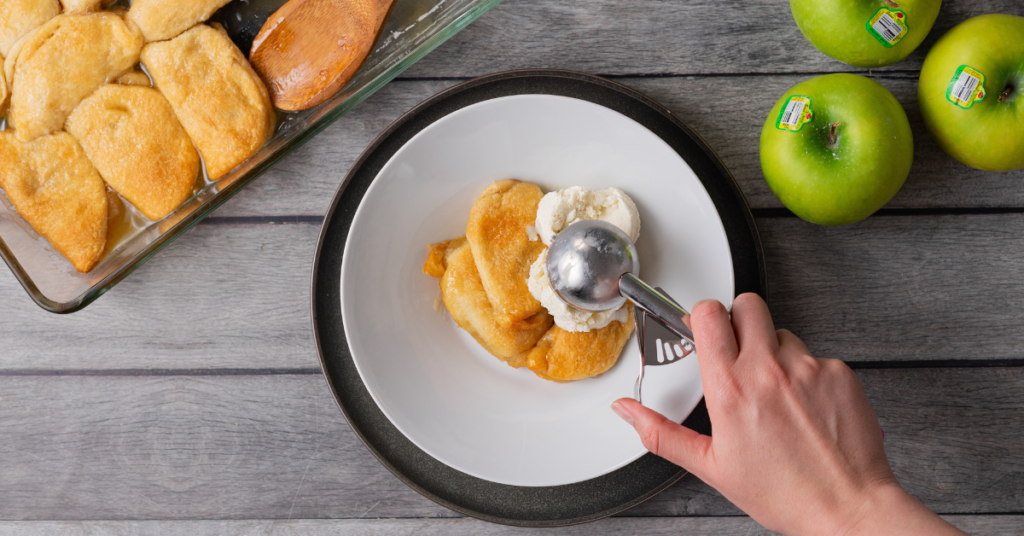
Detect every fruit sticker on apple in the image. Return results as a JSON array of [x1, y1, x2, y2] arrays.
[[866, 7, 908, 48], [776, 96, 814, 132], [946, 65, 986, 109]]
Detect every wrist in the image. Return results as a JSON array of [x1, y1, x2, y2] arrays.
[[834, 481, 965, 536]]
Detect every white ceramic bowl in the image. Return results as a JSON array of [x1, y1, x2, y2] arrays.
[[340, 95, 734, 487]]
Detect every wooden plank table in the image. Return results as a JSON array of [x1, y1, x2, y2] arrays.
[[2, 1, 1023, 533]]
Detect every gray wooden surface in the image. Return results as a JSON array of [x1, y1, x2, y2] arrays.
[[3, 0, 1024, 533]]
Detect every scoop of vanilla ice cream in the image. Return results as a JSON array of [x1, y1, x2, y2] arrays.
[[527, 186, 639, 332], [534, 186, 640, 246], [527, 249, 629, 332]]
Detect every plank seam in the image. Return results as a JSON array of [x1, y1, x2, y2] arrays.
[[393, 70, 923, 82], [1, 361, 1021, 377], [0, 368, 324, 377], [197, 207, 1024, 226], [199, 215, 325, 225], [846, 359, 1024, 370], [753, 207, 1024, 218], [3, 512, 1020, 521]]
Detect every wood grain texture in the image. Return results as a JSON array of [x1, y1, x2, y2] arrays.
[[7, 214, 1024, 368], [0, 369, 1021, 520], [0, 222, 320, 370], [404, 0, 1024, 77], [0, 375, 450, 521], [762, 214, 1024, 362], [0, 518, 777, 535], [0, 516, 1019, 535], [212, 74, 1024, 219]]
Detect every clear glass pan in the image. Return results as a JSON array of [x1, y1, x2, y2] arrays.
[[0, 0, 502, 313]]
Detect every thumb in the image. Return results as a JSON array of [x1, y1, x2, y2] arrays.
[[612, 398, 714, 481]]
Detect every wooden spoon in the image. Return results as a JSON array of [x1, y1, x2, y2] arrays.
[[249, 0, 396, 111]]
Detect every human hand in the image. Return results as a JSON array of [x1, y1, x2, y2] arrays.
[[611, 293, 965, 536]]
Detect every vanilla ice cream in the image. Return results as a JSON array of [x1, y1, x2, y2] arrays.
[[527, 186, 640, 332], [534, 186, 640, 246]]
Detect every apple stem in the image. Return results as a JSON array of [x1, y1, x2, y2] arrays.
[[998, 84, 1014, 103], [884, 0, 900, 8], [828, 122, 840, 147]]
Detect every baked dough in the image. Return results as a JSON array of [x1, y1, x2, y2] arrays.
[[4, 13, 143, 142], [0, 57, 7, 117], [427, 237, 552, 363], [526, 308, 634, 382], [66, 85, 201, 220], [128, 0, 233, 42], [0, 131, 107, 272], [466, 180, 548, 330], [0, 0, 60, 57], [58, 0, 106, 13], [141, 24, 276, 181]]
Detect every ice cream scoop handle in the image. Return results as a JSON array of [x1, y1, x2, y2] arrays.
[[619, 274, 696, 347]]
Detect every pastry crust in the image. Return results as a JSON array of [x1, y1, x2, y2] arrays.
[[526, 307, 634, 382], [0, 131, 107, 272], [466, 180, 548, 330], [4, 13, 143, 142], [0, 57, 7, 117], [0, 0, 60, 57], [429, 237, 553, 362], [141, 24, 276, 181], [128, 0, 232, 43], [66, 85, 200, 220], [58, 0, 105, 13]]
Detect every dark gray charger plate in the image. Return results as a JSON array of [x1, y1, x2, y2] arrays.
[[311, 70, 767, 526]]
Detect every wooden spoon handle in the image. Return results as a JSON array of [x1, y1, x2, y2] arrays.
[[250, 0, 397, 111]]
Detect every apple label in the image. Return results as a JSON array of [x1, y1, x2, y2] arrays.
[[946, 65, 987, 109], [866, 8, 908, 48], [775, 95, 813, 132]]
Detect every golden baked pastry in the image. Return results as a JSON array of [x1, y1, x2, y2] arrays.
[[427, 237, 553, 364], [0, 131, 107, 272], [4, 12, 143, 142], [466, 179, 547, 330], [0, 0, 60, 57], [128, 0, 232, 42], [58, 0, 105, 13], [141, 24, 276, 181], [0, 58, 7, 117], [66, 84, 201, 220], [526, 307, 634, 382]]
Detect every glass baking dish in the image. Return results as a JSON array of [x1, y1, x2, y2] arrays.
[[0, 0, 503, 313]]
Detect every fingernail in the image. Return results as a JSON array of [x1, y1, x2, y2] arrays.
[[611, 401, 634, 425]]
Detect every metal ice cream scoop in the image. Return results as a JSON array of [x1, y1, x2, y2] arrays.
[[545, 220, 697, 349]]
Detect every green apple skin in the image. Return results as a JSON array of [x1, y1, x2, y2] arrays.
[[918, 14, 1024, 172], [791, 0, 941, 68], [760, 74, 913, 226]]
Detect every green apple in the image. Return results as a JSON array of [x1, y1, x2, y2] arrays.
[[760, 74, 913, 225], [791, 0, 941, 68], [918, 14, 1024, 172]]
